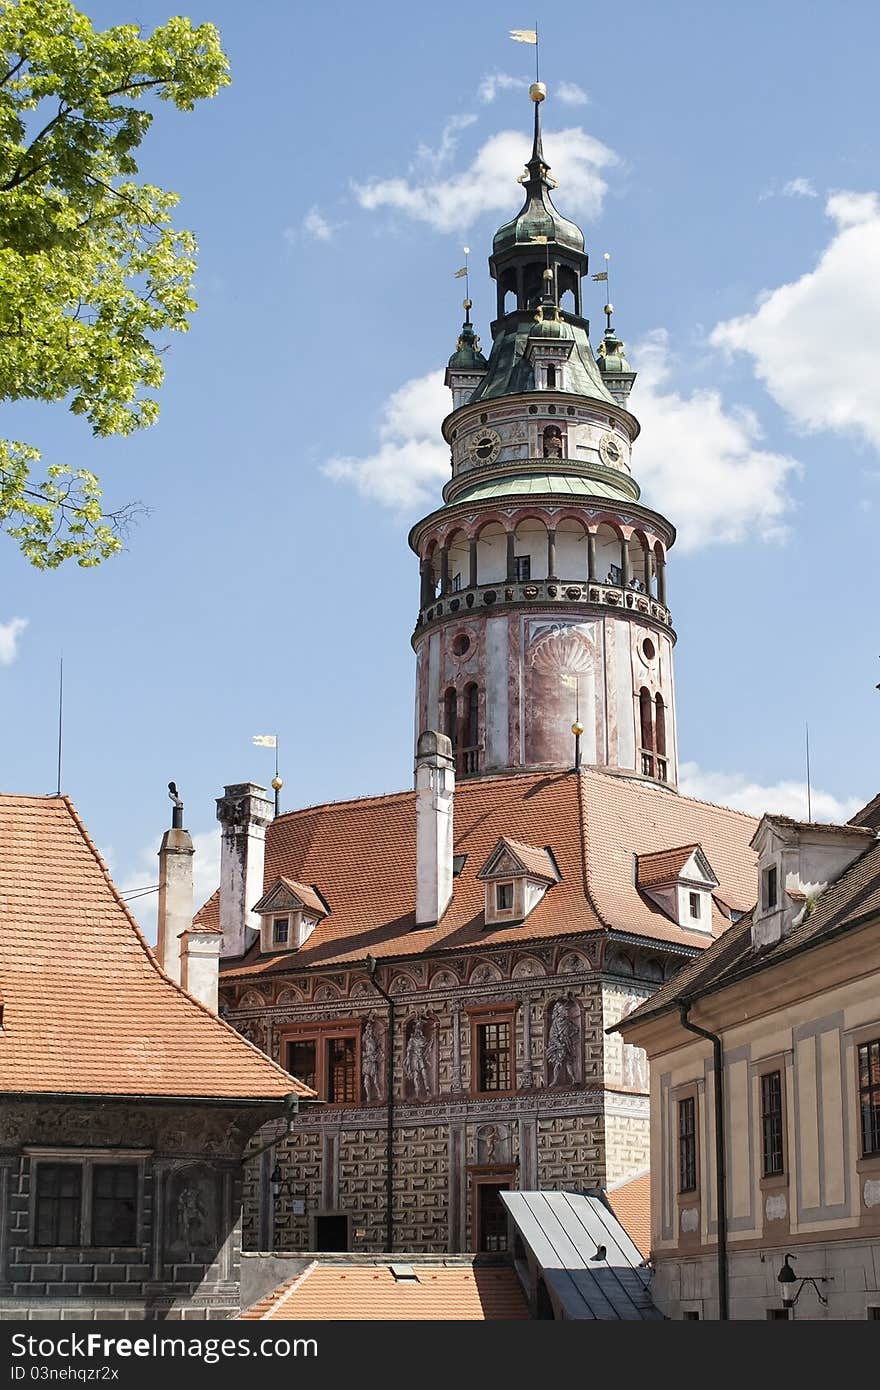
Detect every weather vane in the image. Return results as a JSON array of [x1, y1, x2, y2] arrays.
[[592, 252, 614, 330], [509, 24, 540, 83]]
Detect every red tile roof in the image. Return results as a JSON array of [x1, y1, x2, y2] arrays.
[[636, 844, 701, 889], [240, 1261, 529, 1320], [479, 837, 560, 883], [0, 794, 312, 1100], [211, 769, 758, 980], [605, 1171, 651, 1258]]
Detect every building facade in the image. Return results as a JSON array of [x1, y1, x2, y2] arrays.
[[211, 85, 759, 1258], [617, 803, 880, 1320], [0, 793, 310, 1320]]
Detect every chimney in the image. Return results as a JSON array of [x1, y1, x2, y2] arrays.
[[216, 782, 273, 958], [156, 784, 194, 985], [179, 923, 221, 1012], [415, 730, 455, 926]]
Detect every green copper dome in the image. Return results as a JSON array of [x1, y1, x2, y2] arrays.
[[493, 100, 585, 258], [447, 317, 488, 371]]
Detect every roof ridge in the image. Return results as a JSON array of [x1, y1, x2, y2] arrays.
[[269, 768, 575, 826], [576, 769, 612, 930], [582, 767, 761, 823], [61, 797, 304, 1094]]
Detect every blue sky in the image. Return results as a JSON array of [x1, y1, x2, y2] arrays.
[[3, 0, 880, 931]]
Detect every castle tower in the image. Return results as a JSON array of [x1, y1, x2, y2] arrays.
[[410, 84, 678, 786]]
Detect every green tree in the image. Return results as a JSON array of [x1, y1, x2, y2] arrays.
[[0, 0, 229, 568]]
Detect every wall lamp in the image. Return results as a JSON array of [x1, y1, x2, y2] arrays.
[[777, 1253, 830, 1309]]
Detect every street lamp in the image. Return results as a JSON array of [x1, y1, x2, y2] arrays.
[[776, 1253, 830, 1310]]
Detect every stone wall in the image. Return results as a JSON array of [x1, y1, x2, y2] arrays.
[[655, 1241, 880, 1320], [0, 1099, 280, 1320]]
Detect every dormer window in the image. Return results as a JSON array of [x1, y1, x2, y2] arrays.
[[762, 865, 778, 911], [252, 876, 329, 953], [478, 837, 560, 927], [636, 844, 719, 933]]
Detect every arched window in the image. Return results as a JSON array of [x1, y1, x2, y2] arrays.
[[444, 688, 458, 752], [462, 683, 480, 776], [546, 363, 557, 389], [639, 687, 654, 777], [655, 694, 667, 781]]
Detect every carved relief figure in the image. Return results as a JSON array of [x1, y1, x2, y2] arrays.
[[545, 995, 580, 1087], [361, 1016, 383, 1102], [164, 1164, 219, 1263], [404, 1016, 433, 1098]]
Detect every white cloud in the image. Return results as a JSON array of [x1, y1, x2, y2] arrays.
[[711, 191, 880, 449], [354, 125, 618, 233], [629, 330, 800, 550], [781, 176, 817, 198], [322, 369, 449, 511], [299, 206, 339, 242], [479, 71, 528, 103], [323, 332, 801, 545], [414, 113, 477, 174], [112, 828, 220, 945], [557, 81, 589, 106], [0, 616, 27, 665], [679, 761, 863, 824]]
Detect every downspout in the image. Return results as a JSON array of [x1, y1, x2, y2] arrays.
[[678, 1000, 729, 1321], [367, 955, 395, 1254]]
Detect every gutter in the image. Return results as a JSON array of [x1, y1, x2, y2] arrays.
[[677, 1001, 728, 1321], [367, 955, 396, 1254]]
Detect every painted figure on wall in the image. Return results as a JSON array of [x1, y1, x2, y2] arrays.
[[545, 995, 580, 1087]]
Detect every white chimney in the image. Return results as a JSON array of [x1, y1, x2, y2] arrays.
[[216, 782, 273, 959], [415, 730, 455, 927], [156, 791, 194, 985], [179, 924, 221, 1012]]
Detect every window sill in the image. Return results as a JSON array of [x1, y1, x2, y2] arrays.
[[759, 1172, 788, 1191], [856, 1152, 880, 1174]]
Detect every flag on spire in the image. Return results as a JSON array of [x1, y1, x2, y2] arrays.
[[591, 271, 608, 281], [252, 734, 277, 748], [453, 266, 468, 278], [510, 28, 538, 43]]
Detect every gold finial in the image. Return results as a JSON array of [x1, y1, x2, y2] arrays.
[[271, 775, 283, 791], [571, 721, 584, 737], [529, 81, 546, 102], [542, 267, 554, 282]]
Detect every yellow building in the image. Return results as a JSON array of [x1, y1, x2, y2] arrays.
[[617, 802, 880, 1320]]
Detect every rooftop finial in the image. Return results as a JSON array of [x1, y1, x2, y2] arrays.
[[168, 780, 184, 830]]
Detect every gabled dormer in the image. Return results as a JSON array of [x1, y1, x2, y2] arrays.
[[252, 876, 328, 954], [477, 837, 559, 926], [636, 843, 718, 933], [750, 815, 873, 950]]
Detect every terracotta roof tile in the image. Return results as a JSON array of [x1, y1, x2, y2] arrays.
[[215, 770, 759, 980], [620, 837, 880, 1029], [635, 844, 701, 889], [480, 837, 560, 882], [0, 794, 312, 1100], [605, 1171, 651, 1258], [240, 1262, 529, 1320]]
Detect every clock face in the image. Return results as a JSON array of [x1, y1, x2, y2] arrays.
[[599, 433, 623, 468], [468, 427, 502, 464]]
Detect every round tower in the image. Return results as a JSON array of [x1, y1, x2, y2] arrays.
[[410, 85, 678, 787]]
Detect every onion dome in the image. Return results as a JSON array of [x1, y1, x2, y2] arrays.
[[493, 85, 585, 258], [448, 302, 488, 370]]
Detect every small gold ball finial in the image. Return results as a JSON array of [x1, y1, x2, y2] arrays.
[[571, 721, 585, 738], [542, 267, 554, 282], [271, 775, 283, 791], [604, 303, 614, 316], [463, 297, 473, 310], [529, 81, 547, 102]]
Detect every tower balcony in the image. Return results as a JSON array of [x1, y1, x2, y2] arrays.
[[414, 577, 673, 638]]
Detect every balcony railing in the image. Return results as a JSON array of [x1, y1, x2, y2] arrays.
[[416, 578, 671, 633]]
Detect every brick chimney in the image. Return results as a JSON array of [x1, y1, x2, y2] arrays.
[[216, 782, 273, 958], [156, 787, 194, 985], [415, 730, 455, 927]]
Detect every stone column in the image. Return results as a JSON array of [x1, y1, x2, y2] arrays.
[[440, 545, 450, 596], [643, 543, 652, 594], [506, 531, 516, 582], [520, 994, 534, 1088], [469, 539, 478, 589], [451, 1000, 464, 1092], [547, 528, 557, 580], [587, 531, 597, 582], [621, 536, 631, 589], [420, 561, 434, 608], [657, 553, 667, 607]]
